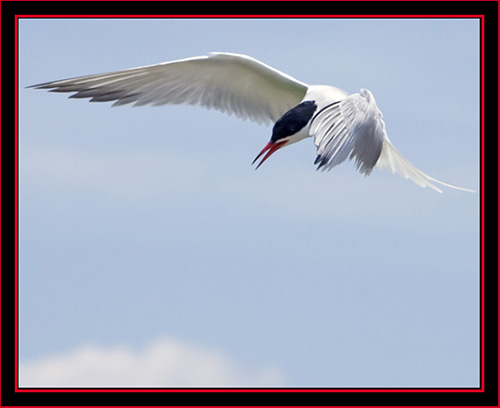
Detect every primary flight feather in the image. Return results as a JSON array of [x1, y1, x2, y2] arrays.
[[30, 52, 474, 193]]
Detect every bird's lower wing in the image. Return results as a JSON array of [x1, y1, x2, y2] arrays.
[[311, 92, 384, 175], [29, 52, 308, 125], [376, 136, 475, 193]]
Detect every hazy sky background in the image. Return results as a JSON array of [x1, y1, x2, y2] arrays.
[[18, 18, 480, 388]]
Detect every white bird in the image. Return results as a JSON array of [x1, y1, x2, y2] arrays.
[[31, 52, 473, 193]]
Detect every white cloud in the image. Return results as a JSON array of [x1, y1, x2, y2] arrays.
[[19, 337, 286, 388]]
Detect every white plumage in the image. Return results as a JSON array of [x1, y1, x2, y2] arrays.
[[31, 52, 473, 193]]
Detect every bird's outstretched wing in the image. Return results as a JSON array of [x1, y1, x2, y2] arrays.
[[29, 52, 308, 125], [311, 89, 474, 193]]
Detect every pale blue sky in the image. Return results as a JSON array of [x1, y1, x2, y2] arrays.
[[18, 18, 480, 387]]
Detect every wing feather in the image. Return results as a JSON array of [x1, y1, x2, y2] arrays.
[[30, 52, 308, 124], [311, 89, 384, 175]]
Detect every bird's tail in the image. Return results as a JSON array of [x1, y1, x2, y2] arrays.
[[375, 137, 475, 193]]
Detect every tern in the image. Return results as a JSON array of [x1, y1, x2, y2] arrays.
[[31, 52, 473, 193]]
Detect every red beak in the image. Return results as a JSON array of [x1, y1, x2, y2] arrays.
[[252, 140, 288, 169]]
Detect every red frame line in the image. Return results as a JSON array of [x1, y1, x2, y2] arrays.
[[13, 14, 486, 395]]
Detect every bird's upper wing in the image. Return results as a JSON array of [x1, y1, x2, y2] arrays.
[[310, 89, 474, 192], [311, 89, 384, 175], [30, 52, 309, 125]]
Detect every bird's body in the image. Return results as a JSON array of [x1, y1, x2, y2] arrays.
[[31, 52, 473, 192]]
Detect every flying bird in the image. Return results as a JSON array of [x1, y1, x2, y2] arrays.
[[30, 52, 473, 193]]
